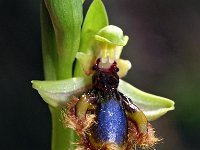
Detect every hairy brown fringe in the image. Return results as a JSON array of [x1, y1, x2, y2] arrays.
[[85, 142, 124, 150], [63, 96, 96, 150], [127, 121, 160, 150]]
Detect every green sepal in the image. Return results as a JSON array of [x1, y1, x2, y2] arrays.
[[80, 0, 108, 53], [74, 0, 108, 76], [118, 80, 175, 121], [32, 77, 92, 108]]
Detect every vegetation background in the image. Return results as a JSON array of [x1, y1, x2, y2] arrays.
[[0, 0, 199, 149]]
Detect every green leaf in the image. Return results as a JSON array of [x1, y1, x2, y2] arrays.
[[118, 80, 175, 121], [32, 77, 92, 108], [41, 1, 57, 80], [74, 0, 108, 76], [44, 0, 83, 79]]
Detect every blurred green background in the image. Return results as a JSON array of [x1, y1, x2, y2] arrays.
[[0, 0, 200, 149]]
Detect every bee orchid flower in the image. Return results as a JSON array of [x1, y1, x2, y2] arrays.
[[33, 1, 174, 149], [32, 25, 174, 150]]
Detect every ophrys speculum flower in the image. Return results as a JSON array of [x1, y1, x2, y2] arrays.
[[32, 24, 174, 149], [64, 26, 159, 149], [33, 0, 174, 148]]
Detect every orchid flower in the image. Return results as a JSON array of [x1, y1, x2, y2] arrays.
[[32, 0, 174, 149]]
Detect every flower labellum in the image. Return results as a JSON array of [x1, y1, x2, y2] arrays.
[[65, 58, 159, 150]]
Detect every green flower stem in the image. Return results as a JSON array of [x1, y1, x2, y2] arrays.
[[50, 107, 76, 150], [41, 0, 82, 149]]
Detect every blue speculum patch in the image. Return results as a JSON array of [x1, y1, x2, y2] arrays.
[[93, 98, 128, 146]]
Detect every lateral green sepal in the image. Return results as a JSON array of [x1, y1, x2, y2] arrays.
[[32, 77, 92, 107], [118, 79, 175, 121]]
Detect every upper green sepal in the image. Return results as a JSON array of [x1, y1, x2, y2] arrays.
[[118, 79, 175, 121], [74, 0, 108, 76], [31, 77, 92, 107], [79, 0, 108, 53]]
